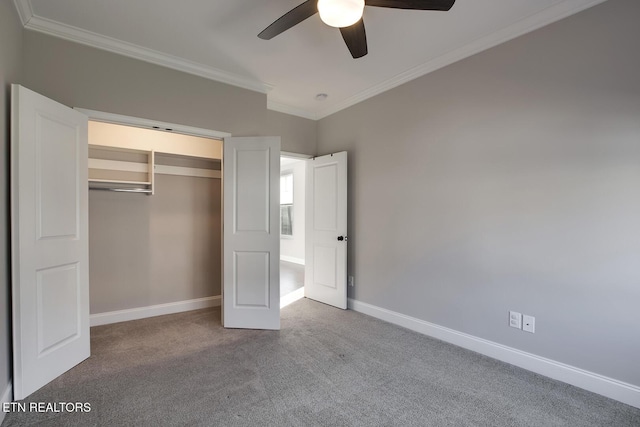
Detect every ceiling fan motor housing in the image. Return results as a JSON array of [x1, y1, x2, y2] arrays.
[[317, 0, 366, 28]]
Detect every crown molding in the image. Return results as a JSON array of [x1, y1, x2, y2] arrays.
[[314, 0, 608, 120], [13, 0, 33, 25], [14, 0, 607, 121], [16, 1, 272, 95]]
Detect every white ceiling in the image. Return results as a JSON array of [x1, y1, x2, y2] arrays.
[[15, 0, 605, 119]]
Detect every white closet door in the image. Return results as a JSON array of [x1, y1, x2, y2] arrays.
[[11, 85, 90, 399], [222, 137, 280, 329], [305, 152, 348, 309]]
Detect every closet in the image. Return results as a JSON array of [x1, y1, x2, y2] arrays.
[[87, 121, 222, 323]]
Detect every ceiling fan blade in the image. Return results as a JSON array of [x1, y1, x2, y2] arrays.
[[364, 0, 455, 11], [258, 0, 318, 40], [340, 19, 368, 59]]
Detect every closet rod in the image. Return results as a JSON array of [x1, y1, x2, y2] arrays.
[[89, 187, 152, 194]]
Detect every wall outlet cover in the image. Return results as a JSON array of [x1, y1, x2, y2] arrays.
[[523, 315, 535, 333]]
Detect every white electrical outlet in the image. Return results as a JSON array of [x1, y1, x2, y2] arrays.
[[509, 311, 522, 329], [348, 276, 355, 287], [523, 315, 535, 333]]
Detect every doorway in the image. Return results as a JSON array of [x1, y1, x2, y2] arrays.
[[86, 120, 223, 325], [279, 154, 309, 307], [278, 151, 350, 310]]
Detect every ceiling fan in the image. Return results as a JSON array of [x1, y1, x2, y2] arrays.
[[258, 0, 456, 59]]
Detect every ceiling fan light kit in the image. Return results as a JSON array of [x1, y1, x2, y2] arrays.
[[258, 0, 456, 59], [318, 0, 365, 28]]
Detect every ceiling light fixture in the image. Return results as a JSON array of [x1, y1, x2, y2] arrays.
[[317, 0, 365, 28]]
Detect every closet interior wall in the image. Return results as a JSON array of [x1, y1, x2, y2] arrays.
[[88, 122, 222, 315]]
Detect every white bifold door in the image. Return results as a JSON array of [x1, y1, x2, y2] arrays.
[[11, 85, 90, 399], [223, 137, 281, 329], [305, 152, 348, 309]]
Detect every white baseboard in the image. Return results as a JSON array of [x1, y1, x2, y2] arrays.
[[280, 287, 305, 309], [1, 381, 12, 424], [348, 298, 640, 409], [280, 255, 305, 265], [90, 295, 221, 327]]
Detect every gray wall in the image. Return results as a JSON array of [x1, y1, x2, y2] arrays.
[[21, 31, 317, 155], [267, 110, 317, 156], [317, 0, 640, 386], [89, 174, 221, 313], [0, 0, 23, 402]]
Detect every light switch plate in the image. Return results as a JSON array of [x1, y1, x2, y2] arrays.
[[509, 311, 522, 329]]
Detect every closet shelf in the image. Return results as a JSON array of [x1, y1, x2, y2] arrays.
[[89, 179, 152, 185], [89, 146, 155, 195]]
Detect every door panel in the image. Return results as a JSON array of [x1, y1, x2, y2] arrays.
[[235, 149, 270, 232], [313, 163, 338, 230], [223, 137, 280, 329], [305, 152, 348, 309], [11, 85, 89, 400], [37, 114, 80, 238], [313, 246, 337, 288], [235, 251, 270, 307], [37, 264, 80, 355]]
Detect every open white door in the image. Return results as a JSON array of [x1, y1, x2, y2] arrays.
[[11, 85, 90, 399], [305, 152, 348, 309], [223, 137, 280, 329]]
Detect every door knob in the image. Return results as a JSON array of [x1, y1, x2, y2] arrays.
[[337, 236, 347, 241]]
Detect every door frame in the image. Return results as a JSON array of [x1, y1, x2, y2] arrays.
[[74, 109, 231, 140], [304, 152, 348, 309], [279, 152, 312, 308], [280, 151, 313, 260], [73, 110, 319, 319], [73, 109, 232, 325], [74, 111, 315, 322]]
